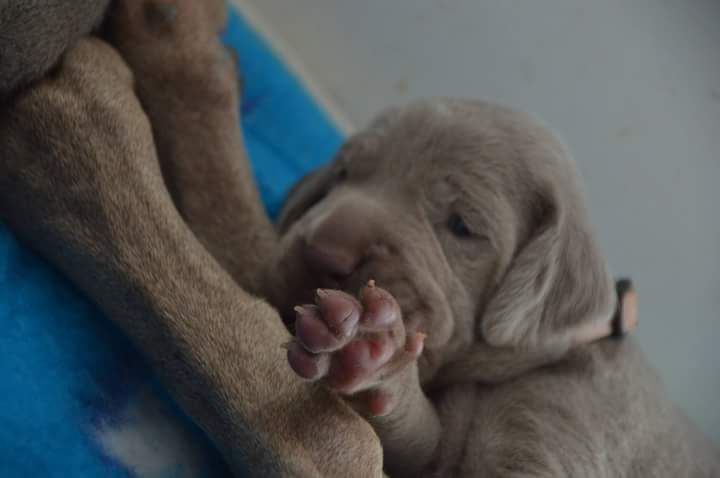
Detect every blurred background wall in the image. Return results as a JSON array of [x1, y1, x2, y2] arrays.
[[235, 0, 720, 442]]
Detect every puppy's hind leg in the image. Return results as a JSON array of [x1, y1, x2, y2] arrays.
[[107, 0, 276, 295]]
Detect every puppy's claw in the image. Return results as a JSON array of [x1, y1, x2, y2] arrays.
[[294, 305, 311, 316]]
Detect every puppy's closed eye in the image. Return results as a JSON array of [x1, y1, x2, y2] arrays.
[[448, 213, 473, 238], [447, 213, 491, 244]]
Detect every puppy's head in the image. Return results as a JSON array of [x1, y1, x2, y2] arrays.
[[274, 99, 614, 381]]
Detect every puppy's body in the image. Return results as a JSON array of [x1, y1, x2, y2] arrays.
[[0, 0, 110, 96], [431, 339, 718, 477], [274, 99, 720, 476]]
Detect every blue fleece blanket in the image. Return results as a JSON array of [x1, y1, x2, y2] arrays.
[[0, 6, 343, 477]]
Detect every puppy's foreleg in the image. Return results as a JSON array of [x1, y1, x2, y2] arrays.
[[287, 284, 441, 477], [360, 363, 442, 477]]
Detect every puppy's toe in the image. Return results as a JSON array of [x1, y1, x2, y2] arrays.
[[315, 289, 362, 337], [359, 281, 402, 330], [286, 341, 329, 380], [294, 293, 360, 353]]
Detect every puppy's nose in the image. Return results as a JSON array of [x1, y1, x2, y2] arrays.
[[303, 242, 360, 278], [303, 200, 379, 278]]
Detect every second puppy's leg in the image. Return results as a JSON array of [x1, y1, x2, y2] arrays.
[[0, 37, 382, 478], [107, 1, 384, 475], [108, 0, 275, 295]]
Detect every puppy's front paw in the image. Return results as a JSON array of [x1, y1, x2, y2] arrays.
[[286, 282, 424, 416]]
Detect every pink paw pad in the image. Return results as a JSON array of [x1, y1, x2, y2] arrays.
[[287, 281, 424, 407]]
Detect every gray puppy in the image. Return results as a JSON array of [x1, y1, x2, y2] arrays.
[[272, 99, 720, 477], [2, 1, 715, 475]]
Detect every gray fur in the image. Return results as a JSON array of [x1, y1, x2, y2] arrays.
[[0, 0, 110, 97]]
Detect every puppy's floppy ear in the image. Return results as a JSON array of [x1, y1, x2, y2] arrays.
[[480, 179, 615, 350], [276, 163, 335, 233]]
